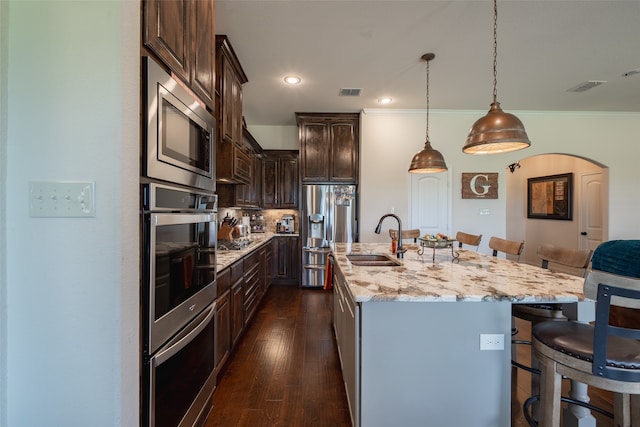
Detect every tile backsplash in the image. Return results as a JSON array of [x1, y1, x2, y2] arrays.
[[220, 208, 298, 233]]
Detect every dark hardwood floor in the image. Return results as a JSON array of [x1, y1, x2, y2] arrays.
[[207, 286, 614, 427], [206, 285, 351, 426]]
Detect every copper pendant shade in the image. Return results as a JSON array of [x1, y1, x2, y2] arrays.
[[409, 139, 447, 173], [463, 0, 530, 155], [408, 53, 448, 174]]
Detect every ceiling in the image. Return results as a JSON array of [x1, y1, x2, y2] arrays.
[[215, 1, 640, 127]]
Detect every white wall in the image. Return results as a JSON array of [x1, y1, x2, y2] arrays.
[[1, 2, 139, 426], [360, 109, 640, 254], [506, 154, 605, 266], [248, 124, 298, 149]]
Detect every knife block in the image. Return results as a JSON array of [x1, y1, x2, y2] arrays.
[[219, 223, 234, 241]]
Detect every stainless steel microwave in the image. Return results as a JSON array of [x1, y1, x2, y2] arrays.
[[143, 57, 216, 191]]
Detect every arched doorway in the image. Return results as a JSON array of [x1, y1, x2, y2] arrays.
[[505, 153, 608, 266]]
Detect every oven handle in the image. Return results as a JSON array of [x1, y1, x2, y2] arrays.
[[153, 301, 216, 366], [153, 212, 215, 226]]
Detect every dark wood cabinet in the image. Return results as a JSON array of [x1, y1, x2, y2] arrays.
[[264, 242, 273, 289], [216, 129, 263, 208], [215, 35, 250, 184], [243, 250, 262, 325], [296, 113, 360, 184], [230, 260, 244, 348], [262, 150, 299, 209], [272, 236, 300, 285], [214, 288, 230, 375], [143, 0, 216, 110]]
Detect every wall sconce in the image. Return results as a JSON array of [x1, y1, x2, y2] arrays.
[[507, 161, 521, 173]]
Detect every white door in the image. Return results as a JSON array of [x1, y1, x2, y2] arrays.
[[578, 171, 607, 251], [410, 172, 450, 237]]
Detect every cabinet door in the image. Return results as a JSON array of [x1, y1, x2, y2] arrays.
[[330, 120, 359, 182], [261, 157, 278, 208], [214, 290, 230, 374], [190, 0, 215, 109], [221, 59, 237, 144], [279, 156, 299, 209], [231, 279, 244, 347], [272, 237, 300, 285], [300, 121, 330, 182], [144, 0, 191, 83]]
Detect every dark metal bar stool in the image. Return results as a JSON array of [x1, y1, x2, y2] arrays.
[[531, 240, 640, 426]]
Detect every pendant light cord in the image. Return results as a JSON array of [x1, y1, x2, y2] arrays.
[[425, 58, 430, 143], [492, 0, 498, 103]]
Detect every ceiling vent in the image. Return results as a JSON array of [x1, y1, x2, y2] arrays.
[[339, 88, 362, 97], [566, 80, 607, 93]]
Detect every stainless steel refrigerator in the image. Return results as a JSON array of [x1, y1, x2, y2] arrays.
[[301, 184, 358, 287]]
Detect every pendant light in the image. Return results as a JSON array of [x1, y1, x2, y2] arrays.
[[463, 0, 530, 155], [409, 53, 448, 173]]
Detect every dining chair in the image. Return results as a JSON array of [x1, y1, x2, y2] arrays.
[[455, 231, 482, 251], [488, 236, 524, 262]]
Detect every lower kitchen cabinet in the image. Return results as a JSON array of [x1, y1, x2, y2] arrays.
[[230, 260, 244, 348], [332, 261, 359, 427], [272, 236, 300, 285], [214, 238, 278, 380], [214, 288, 230, 375], [265, 242, 273, 288], [243, 249, 261, 324]]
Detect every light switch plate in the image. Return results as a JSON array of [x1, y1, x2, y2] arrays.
[[29, 181, 95, 218]]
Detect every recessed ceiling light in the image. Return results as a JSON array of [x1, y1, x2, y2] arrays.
[[284, 75, 301, 85], [378, 97, 393, 105]]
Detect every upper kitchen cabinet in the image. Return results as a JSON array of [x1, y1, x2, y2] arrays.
[[262, 150, 299, 209], [215, 35, 250, 184], [217, 128, 263, 208], [143, 0, 216, 110], [296, 113, 360, 184]]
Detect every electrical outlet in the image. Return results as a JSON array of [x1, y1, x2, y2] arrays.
[[480, 333, 504, 351]]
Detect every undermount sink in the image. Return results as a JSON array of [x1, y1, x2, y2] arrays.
[[346, 253, 402, 267]]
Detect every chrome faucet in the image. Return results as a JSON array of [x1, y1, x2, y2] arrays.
[[374, 213, 407, 258]]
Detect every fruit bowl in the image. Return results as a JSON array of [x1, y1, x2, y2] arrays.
[[418, 237, 454, 249]]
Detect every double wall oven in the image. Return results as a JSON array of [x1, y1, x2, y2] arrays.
[[142, 56, 218, 427]]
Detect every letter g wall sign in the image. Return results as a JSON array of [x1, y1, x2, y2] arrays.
[[461, 173, 498, 199]]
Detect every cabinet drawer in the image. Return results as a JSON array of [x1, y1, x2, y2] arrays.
[[233, 145, 252, 184], [230, 259, 243, 283], [217, 267, 231, 294]]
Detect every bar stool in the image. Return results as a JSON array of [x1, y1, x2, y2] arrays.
[[489, 236, 524, 261], [388, 229, 420, 243], [512, 244, 593, 422], [532, 240, 640, 426], [513, 244, 593, 327], [455, 231, 482, 251], [533, 270, 640, 426]]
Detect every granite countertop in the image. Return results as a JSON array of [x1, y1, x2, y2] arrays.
[[331, 242, 589, 304], [216, 233, 273, 270], [216, 232, 300, 270]]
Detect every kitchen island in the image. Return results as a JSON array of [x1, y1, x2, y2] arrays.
[[330, 242, 593, 427]]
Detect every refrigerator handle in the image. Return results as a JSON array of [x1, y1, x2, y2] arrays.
[[326, 186, 333, 244]]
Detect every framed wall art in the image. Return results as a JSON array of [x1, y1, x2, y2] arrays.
[[527, 173, 573, 220], [461, 173, 498, 199]]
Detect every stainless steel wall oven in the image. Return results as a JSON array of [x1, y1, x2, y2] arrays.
[[142, 182, 218, 427]]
